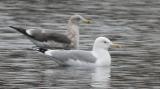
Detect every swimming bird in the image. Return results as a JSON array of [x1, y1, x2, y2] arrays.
[[35, 37, 121, 67], [9, 14, 91, 49]]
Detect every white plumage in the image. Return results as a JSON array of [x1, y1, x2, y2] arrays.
[[36, 37, 120, 67]]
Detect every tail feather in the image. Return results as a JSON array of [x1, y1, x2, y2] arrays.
[[9, 26, 28, 35]]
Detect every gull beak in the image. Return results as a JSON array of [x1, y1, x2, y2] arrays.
[[111, 43, 122, 48], [82, 19, 92, 24]]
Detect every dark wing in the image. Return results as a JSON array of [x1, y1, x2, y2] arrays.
[[40, 31, 71, 44], [9, 26, 31, 37], [9, 26, 72, 49], [9, 26, 71, 44]]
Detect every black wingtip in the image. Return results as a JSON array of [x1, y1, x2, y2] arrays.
[[33, 47, 48, 53], [9, 26, 28, 35], [9, 26, 18, 29], [9, 26, 12, 28], [9, 26, 21, 29]]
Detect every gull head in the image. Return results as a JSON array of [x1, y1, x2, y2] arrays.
[[69, 14, 91, 24], [93, 37, 121, 50]]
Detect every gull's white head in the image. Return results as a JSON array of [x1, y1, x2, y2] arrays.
[[93, 37, 112, 50], [93, 37, 121, 51], [69, 14, 91, 24]]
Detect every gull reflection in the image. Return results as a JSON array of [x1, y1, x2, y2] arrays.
[[41, 67, 111, 88], [91, 67, 111, 88]]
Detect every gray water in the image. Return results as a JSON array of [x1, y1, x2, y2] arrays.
[[0, 0, 160, 89]]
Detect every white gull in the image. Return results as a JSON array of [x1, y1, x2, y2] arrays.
[[35, 37, 120, 67]]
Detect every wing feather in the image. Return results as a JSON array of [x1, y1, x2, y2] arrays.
[[46, 50, 97, 63], [9, 26, 71, 49]]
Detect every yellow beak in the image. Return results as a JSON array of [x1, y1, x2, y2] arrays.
[[111, 43, 122, 48], [82, 19, 92, 24]]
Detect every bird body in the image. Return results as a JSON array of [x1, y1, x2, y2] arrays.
[[10, 26, 71, 49], [35, 37, 120, 67], [67, 23, 79, 49], [10, 14, 91, 49]]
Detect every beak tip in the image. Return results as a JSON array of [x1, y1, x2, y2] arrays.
[[83, 19, 92, 24], [112, 43, 122, 48]]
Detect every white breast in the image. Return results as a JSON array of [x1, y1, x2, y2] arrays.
[[92, 50, 111, 66], [66, 59, 95, 67]]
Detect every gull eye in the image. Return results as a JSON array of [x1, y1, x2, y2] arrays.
[[104, 41, 107, 43], [76, 18, 81, 21]]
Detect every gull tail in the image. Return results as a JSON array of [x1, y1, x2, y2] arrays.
[[33, 47, 48, 53], [9, 26, 28, 35]]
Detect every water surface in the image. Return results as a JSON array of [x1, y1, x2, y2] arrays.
[[0, 0, 160, 89]]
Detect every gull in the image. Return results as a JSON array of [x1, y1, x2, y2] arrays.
[[35, 37, 121, 67], [9, 14, 91, 49]]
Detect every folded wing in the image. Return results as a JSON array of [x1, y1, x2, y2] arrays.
[[9, 26, 71, 49], [45, 50, 97, 65]]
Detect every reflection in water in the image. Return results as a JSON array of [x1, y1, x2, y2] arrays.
[[91, 67, 111, 88], [40, 67, 111, 89], [0, 0, 160, 88]]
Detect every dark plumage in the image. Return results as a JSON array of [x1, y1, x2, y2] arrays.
[[9, 14, 91, 49], [9, 26, 71, 49], [9, 26, 71, 43]]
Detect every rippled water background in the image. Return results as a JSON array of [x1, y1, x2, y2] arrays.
[[0, 0, 160, 89]]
